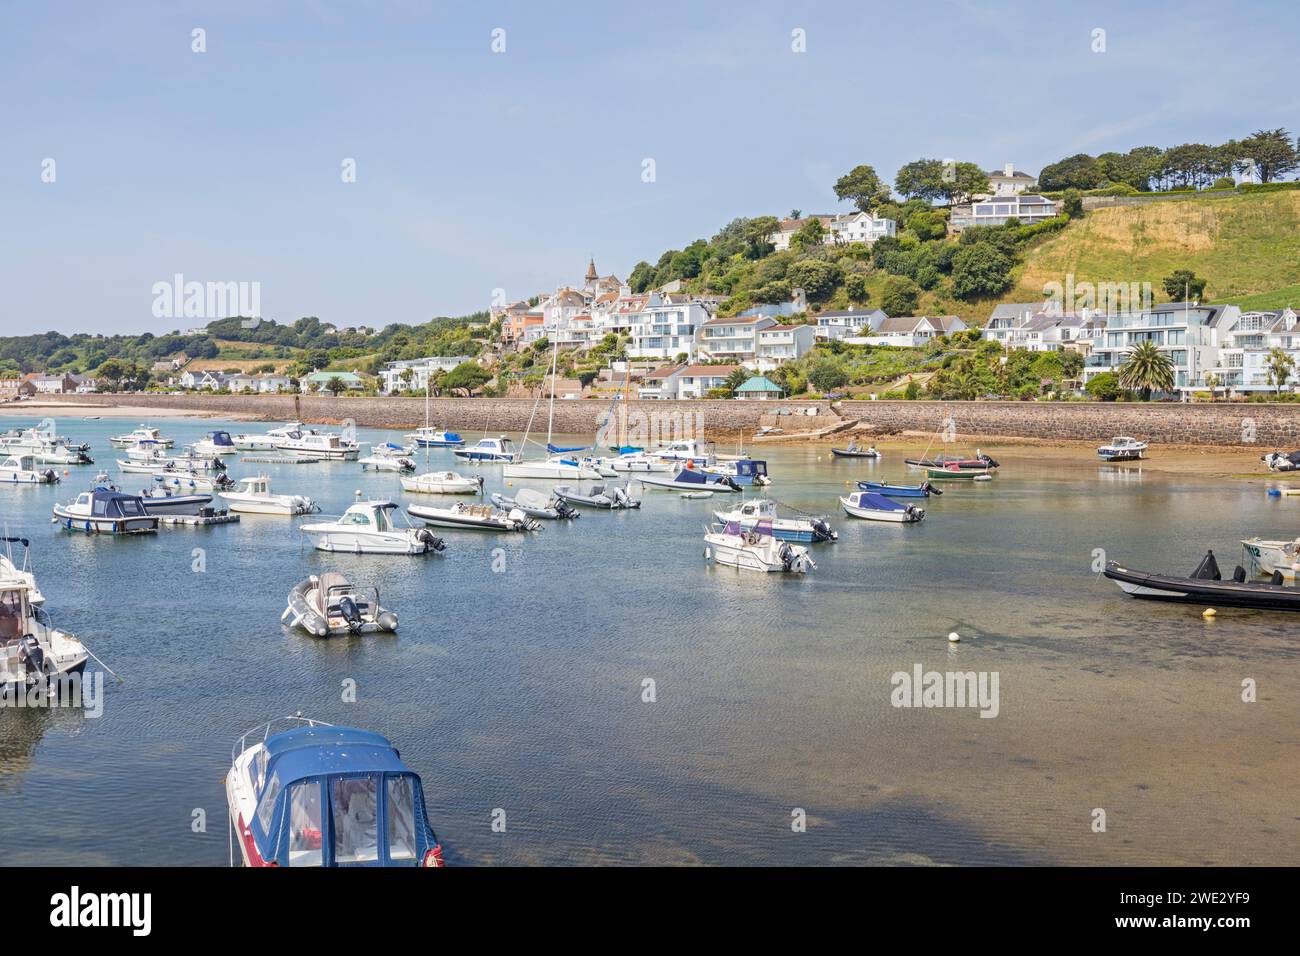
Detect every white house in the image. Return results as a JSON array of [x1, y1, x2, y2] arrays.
[[815, 309, 889, 341], [986, 163, 1037, 197], [696, 315, 778, 363], [754, 324, 816, 372], [637, 364, 741, 400], [1082, 303, 1241, 394], [852, 316, 968, 347], [380, 356, 474, 393], [628, 294, 710, 361], [1202, 308, 1300, 394], [951, 194, 1059, 230], [771, 213, 896, 251]]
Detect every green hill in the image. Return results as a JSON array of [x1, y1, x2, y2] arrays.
[[1006, 190, 1300, 314]]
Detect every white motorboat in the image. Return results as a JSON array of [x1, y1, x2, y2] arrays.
[[282, 573, 398, 637], [554, 481, 641, 510], [407, 427, 464, 448], [359, 454, 416, 473], [219, 475, 317, 515], [400, 470, 483, 495], [1097, 436, 1148, 462], [839, 491, 925, 523], [119, 446, 226, 474], [637, 467, 740, 493], [109, 425, 173, 448], [0, 550, 89, 686], [149, 468, 235, 492], [193, 430, 238, 456], [232, 423, 312, 451], [704, 520, 816, 574], [0, 453, 59, 484], [1240, 536, 1300, 577], [650, 438, 716, 467], [453, 436, 518, 463], [301, 501, 445, 554], [369, 440, 417, 457], [0, 536, 44, 604], [713, 499, 837, 543], [407, 501, 540, 532], [490, 488, 579, 520], [52, 487, 159, 534], [0, 428, 93, 465], [274, 430, 360, 461], [586, 452, 675, 477], [134, 475, 216, 516]]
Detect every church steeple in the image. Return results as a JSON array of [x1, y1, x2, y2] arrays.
[[585, 257, 598, 282]]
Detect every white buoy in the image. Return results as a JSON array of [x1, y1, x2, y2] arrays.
[[948, 631, 960, 643], [354, 489, 362, 498]]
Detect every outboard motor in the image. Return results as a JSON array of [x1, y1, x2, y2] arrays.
[[416, 529, 446, 551], [18, 634, 47, 682], [721, 476, 741, 492], [1191, 550, 1222, 581], [338, 595, 363, 632], [812, 519, 836, 543], [42, 469, 58, 483]]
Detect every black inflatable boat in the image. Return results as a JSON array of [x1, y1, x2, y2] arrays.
[[1104, 549, 1300, 612]]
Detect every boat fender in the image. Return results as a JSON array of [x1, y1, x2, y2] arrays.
[[377, 610, 398, 632], [948, 632, 960, 643], [1203, 609, 1217, 618]]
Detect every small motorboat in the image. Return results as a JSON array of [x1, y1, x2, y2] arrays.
[[150, 468, 235, 492], [586, 452, 675, 477], [637, 466, 740, 493], [906, 452, 999, 470], [831, 442, 879, 459], [359, 454, 417, 473], [1240, 537, 1300, 577], [407, 427, 464, 448], [0, 550, 89, 686], [491, 488, 579, 520], [454, 436, 517, 462], [0, 537, 44, 604], [502, 447, 602, 481], [232, 423, 312, 451], [219, 475, 317, 515], [713, 499, 837, 543], [857, 480, 940, 498], [1104, 550, 1300, 612], [0, 428, 93, 465], [554, 482, 641, 510], [704, 520, 816, 573], [407, 501, 540, 532], [702, 459, 770, 486], [193, 430, 238, 456], [301, 501, 445, 554], [840, 491, 925, 523], [0, 453, 59, 484], [369, 440, 417, 457], [650, 438, 715, 467], [1098, 436, 1147, 462], [926, 465, 992, 481], [109, 425, 172, 448], [400, 471, 484, 495], [52, 487, 159, 534], [120, 444, 226, 473], [136, 475, 215, 516], [1262, 450, 1300, 472], [227, 715, 445, 867], [282, 573, 398, 637]]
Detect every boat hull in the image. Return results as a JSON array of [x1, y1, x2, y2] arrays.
[[401, 475, 482, 495], [840, 497, 924, 522], [302, 530, 437, 554], [1104, 561, 1300, 611], [140, 494, 214, 516], [0, 469, 57, 484], [219, 494, 312, 515], [51, 506, 158, 534], [858, 481, 932, 498], [831, 448, 879, 458]]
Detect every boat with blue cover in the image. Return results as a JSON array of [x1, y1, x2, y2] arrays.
[[703, 459, 770, 486], [453, 436, 518, 463], [51, 487, 159, 534], [636, 466, 740, 493], [857, 480, 941, 498], [839, 491, 925, 523], [406, 426, 464, 448], [227, 716, 445, 867]]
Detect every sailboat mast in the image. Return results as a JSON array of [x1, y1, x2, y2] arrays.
[[547, 342, 557, 447]]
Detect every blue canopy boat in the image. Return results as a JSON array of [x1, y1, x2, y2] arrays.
[[857, 479, 942, 498], [704, 459, 769, 486], [227, 717, 444, 867], [637, 466, 741, 492]]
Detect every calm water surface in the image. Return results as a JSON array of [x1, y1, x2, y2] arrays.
[[1, 415, 1296, 865]]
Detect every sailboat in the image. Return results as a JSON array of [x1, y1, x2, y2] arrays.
[[502, 342, 600, 480]]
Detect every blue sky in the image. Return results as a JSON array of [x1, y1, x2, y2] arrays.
[[4, 0, 1298, 335]]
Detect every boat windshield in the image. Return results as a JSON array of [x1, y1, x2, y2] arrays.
[[287, 781, 324, 867], [342, 511, 372, 526], [373, 508, 390, 532], [0, 588, 25, 644], [387, 774, 419, 863], [331, 775, 380, 864]]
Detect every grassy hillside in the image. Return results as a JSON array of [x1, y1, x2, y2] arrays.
[[1006, 191, 1300, 312]]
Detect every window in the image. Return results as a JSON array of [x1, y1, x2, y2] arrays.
[[288, 781, 324, 867], [345, 511, 371, 526], [256, 772, 281, 833], [387, 776, 419, 864], [332, 775, 379, 864]]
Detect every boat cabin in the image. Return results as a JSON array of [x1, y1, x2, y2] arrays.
[[732, 499, 777, 520], [205, 430, 235, 448], [75, 488, 150, 519], [237, 475, 274, 496], [732, 460, 768, 481], [338, 501, 400, 531], [238, 723, 441, 867]]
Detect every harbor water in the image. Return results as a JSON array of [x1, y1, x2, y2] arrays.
[[1, 415, 1296, 865]]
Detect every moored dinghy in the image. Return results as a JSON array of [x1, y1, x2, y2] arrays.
[[704, 519, 816, 573], [637, 466, 740, 493], [554, 481, 641, 510], [840, 490, 925, 523], [1105, 549, 1300, 611], [282, 573, 398, 637], [857, 479, 940, 498], [831, 440, 879, 459], [359, 454, 416, 473], [219, 475, 317, 515], [227, 716, 445, 867], [491, 487, 578, 520]]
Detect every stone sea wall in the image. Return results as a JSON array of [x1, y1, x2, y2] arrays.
[[38, 393, 1300, 447]]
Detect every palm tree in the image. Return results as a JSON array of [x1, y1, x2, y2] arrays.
[[1118, 341, 1175, 400], [1265, 347, 1295, 396], [1204, 372, 1220, 402]]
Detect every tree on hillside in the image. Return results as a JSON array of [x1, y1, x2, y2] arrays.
[[1161, 269, 1207, 302], [441, 361, 491, 396], [806, 356, 849, 394], [788, 258, 842, 301], [843, 272, 870, 304], [1118, 341, 1175, 400], [1061, 188, 1084, 218], [942, 162, 991, 205], [1266, 347, 1295, 395], [1234, 129, 1298, 183], [95, 358, 129, 386], [789, 217, 825, 251], [950, 242, 1013, 300], [879, 275, 922, 316], [1098, 146, 1162, 191], [833, 165, 890, 213], [1038, 153, 1107, 191], [894, 159, 947, 202]]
